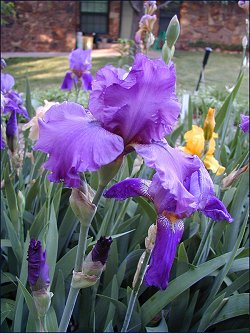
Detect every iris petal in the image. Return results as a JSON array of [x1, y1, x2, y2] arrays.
[[34, 102, 124, 187], [104, 177, 152, 200], [89, 54, 180, 144], [145, 215, 184, 290], [61, 71, 75, 90]]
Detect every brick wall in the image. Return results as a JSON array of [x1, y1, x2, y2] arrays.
[[1, 1, 79, 52], [177, 1, 247, 51], [1, 0, 121, 52]]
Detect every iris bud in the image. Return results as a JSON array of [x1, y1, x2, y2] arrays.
[[32, 289, 53, 318], [1, 58, 7, 69], [69, 186, 96, 226], [203, 108, 216, 141], [17, 190, 25, 216], [72, 236, 113, 289], [166, 15, 180, 49]]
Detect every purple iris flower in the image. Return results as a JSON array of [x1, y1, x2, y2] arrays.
[[27, 239, 50, 290], [92, 236, 113, 264], [1, 73, 29, 148], [34, 54, 180, 187], [239, 114, 249, 133], [1, 131, 5, 149], [104, 141, 233, 290], [61, 49, 93, 91]]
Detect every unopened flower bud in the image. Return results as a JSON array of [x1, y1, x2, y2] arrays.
[[144, 1, 157, 15], [98, 156, 123, 187], [32, 289, 53, 318], [203, 108, 216, 141], [27, 239, 50, 291], [69, 186, 96, 226], [145, 224, 157, 250], [72, 236, 113, 289], [6, 112, 18, 153], [166, 15, 180, 49], [221, 164, 249, 190], [17, 190, 25, 215], [162, 42, 172, 64]]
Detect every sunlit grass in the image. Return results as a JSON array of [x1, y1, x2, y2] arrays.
[[4, 51, 249, 101]]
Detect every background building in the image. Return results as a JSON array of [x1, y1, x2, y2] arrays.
[[1, 1, 247, 52]]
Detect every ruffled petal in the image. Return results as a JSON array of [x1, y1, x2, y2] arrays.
[[69, 49, 92, 72], [1, 73, 15, 93], [81, 71, 93, 90], [89, 54, 180, 144], [133, 141, 201, 216], [104, 178, 152, 200], [61, 71, 75, 90], [145, 215, 184, 290], [34, 102, 124, 188], [202, 196, 233, 222]]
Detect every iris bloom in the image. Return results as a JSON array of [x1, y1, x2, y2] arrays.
[[239, 114, 249, 133], [27, 239, 50, 291], [34, 54, 180, 187], [180, 109, 225, 176], [104, 142, 233, 289], [61, 49, 93, 91], [1, 72, 29, 150]]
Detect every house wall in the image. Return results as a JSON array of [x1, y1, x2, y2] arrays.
[[177, 1, 247, 51], [1, 1, 79, 52], [1, 0, 121, 52]]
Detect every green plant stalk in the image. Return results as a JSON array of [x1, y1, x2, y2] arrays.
[[39, 315, 47, 332], [121, 250, 151, 332], [58, 185, 105, 332], [192, 220, 215, 266]]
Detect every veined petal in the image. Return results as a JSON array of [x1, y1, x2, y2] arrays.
[[89, 54, 180, 144], [133, 141, 201, 216], [34, 102, 124, 187], [104, 178, 152, 200], [61, 71, 75, 90], [202, 196, 233, 222], [81, 71, 93, 90], [145, 215, 184, 290]]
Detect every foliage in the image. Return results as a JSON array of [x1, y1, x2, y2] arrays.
[[1, 1, 15, 25], [1, 63, 249, 332]]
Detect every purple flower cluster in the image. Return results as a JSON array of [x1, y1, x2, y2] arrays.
[[1, 64, 29, 149], [34, 53, 232, 290], [61, 49, 93, 91]]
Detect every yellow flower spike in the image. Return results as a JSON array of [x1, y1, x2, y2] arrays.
[[203, 108, 216, 141]]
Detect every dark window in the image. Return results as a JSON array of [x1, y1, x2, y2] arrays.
[[80, 1, 109, 34]]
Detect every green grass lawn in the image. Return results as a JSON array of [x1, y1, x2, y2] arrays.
[[4, 50, 249, 101]]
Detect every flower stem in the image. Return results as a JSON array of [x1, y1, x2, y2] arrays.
[[121, 250, 151, 332], [58, 185, 106, 332], [192, 219, 214, 266]]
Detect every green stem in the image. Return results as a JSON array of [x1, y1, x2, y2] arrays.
[[121, 250, 151, 332], [192, 220, 214, 266], [58, 185, 106, 332], [39, 315, 47, 332]]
